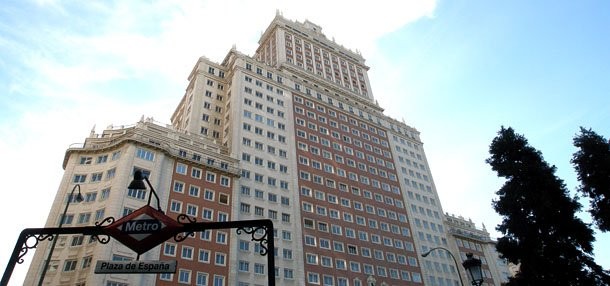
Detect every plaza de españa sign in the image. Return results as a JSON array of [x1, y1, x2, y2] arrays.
[[94, 260, 177, 274], [104, 205, 181, 254]]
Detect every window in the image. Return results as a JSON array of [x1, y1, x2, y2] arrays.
[[251, 263, 264, 275], [206, 172, 216, 183], [175, 163, 187, 175], [73, 174, 87, 183], [216, 232, 227, 244], [80, 156, 92, 165], [215, 253, 226, 266], [77, 213, 90, 224], [127, 189, 146, 200], [268, 210, 278, 220], [308, 272, 320, 284], [169, 182, 185, 195], [254, 189, 264, 199], [284, 268, 294, 279], [136, 148, 155, 161], [240, 203, 251, 214], [82, 192, 97, 202], [213, 275, 225, 286], [95, 208, 105, 221], [242, 153, 251, 162], [267, 177, 276, 186], [331, 224, 342, 235], [267, 193, 278, 202], [218, 212, 228, 221], [186, 185, 200, 197], [202, 209, 213, 220], [182, 246, 194, 260], [179, 269, 192, 284], [282, 213, 291, 223], [238, 260, 250, 272], [306, 253, 318, 265], [63, 259, 77, 272], [196, 249, 210, 263], [186, 204, 198, 217], [265, 161, 277, 171], [218, 194, 229, 205], [335, 259, 346, 270], [220, 176, 230, 187], [195, 272, 208, 286], [282, 230, 292, 241], [333, 241, 344, 252], [348, 245, 358, 255], [81, 256, 92, 269], [163, 243, 176, 256], [192, 168, 202, 179], [376, 266, 387, 277], [238, 240, 250, 252], [90, 172, 103, 182], [94, 155, 108, 164], [255, 206, 264, 216], [170, 200, 182, 213], [204, 189, 214, 201], [280, 195, 290, 206], [70, 235, 84, 246], [122, 207, 134, 216]]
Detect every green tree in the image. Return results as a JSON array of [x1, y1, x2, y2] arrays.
[[572, 127, 610, 232], [487, 127, 609, 285]]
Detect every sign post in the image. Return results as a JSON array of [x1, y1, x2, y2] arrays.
[[2, 212, 274, 286], [3, 170, 274, 285]]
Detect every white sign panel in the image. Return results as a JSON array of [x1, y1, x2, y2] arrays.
[[119, 213, 166, 241], [94, 260, 176, 274]]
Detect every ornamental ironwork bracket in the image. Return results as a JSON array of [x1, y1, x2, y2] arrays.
[[2, 219, 274, 286]]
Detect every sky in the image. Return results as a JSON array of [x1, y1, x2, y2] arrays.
[[1, 0, 609, 284]]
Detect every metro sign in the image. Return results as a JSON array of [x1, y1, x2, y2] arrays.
[[104, 205, 182, 254]]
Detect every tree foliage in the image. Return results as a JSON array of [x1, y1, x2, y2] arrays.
[[487, 126, 609, 285], [572, 127, 610, 232]]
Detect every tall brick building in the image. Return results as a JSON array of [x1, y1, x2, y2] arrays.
[[25, 14, 506, 286]]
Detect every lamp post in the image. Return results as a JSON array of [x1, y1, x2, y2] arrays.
[[38, 184, 83, 286], [367, 275, 376, 286], [421, 247, 465, 286], [128, 170, 162, 212], [462, 253, 483, 286], [127, 170, 165, 259]]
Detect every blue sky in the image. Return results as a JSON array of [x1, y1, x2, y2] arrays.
[[1, 0, 609, 283], [375, 0, 610, 271]]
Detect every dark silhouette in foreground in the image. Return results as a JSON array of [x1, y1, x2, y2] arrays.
[[487, 127, 610, 285]]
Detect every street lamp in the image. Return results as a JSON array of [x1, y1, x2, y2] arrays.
[[462, 253, 483, 286], [421, 247, 465, 286], [38, 184, 84, 286], [367, 275, 376, 286], [128, 170, 162, 211]]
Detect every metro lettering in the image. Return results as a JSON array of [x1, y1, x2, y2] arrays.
[[121, 219, 162, 234]]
